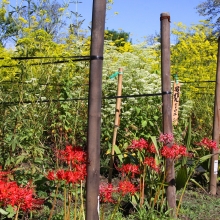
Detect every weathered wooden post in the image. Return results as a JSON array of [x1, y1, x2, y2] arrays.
[[210, 36, 220, 195], [160, 12, 176, 215], [108, 68, 123, 183], [86, 0, 106, 219]]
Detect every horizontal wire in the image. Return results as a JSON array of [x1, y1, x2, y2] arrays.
[[0, 58, 90, 68], [0, 56, 91, 60], [0, 55, 103, 68], [179, 80, 216, 83], [0, 92, 170, 106]]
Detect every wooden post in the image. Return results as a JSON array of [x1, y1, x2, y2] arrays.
[[108, 68, 123, 183], [86, 0, 106, 220], [160, 12, 176, 215], [210, 36, 220, 195]]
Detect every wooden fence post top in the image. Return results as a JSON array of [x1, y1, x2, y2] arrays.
[[160, 13, 170, 22], [160, 12, 170, 16], [118, 67, 123, 73]]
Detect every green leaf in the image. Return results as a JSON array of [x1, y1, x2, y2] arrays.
[[135, 107, 141, 114], [190, 178, 207, 193], [0, 208, 8, 215], [176, 166, 188, 190], [7, 212, 16, 218], [150, 135, 159, 155], [16, 155, 26, 165], [11, 136, 18, 151], [149, 121, 154, 126], [131, 193, 140, 206], [153, 115, 159, 120], [199, 154, 213, 163], [6, 205, 16, 218], [141, 120, 147, 128], [113, 145, 123, 163]]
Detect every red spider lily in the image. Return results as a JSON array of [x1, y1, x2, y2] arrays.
[[143, 157, 160, 172], [64, 171, 83, 184], [47, 171, 56, 181], [99, 183, 117, 203], [67, 170, 86, 184], [117, 180, 137, 196], [160, 146, 176, 159], [127, 138, 149, 151], [196, 138, 218, 151], [75, 163, 87, 175], [47, 168, 86, 184], [15, 187, 44, 211], [56, 169, 66, 180], [159, 133, 174, 144], [117, 164, 140, 178], [161, 144, 188, 159], [47, 145, 87, 186], [178, 145, 188, 156], [56, 145, 87, 166], [147, 143, 157, 154], [0, 179, 44, 211]]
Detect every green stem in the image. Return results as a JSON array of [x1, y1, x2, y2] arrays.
[[74, 185, 78, 220], [67, 187, 71, 220], [79, 180, 85, 220], [100, 203, 105, 220], [140, 165, 146, 207], [73, 91, 81, 145], [64, 187, 67, 220], [48, 183, 60, 220], [153, 167, 166, 209], [110, 197, 122, 220]]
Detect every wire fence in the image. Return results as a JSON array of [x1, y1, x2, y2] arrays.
[[0, 55, 217, 106]]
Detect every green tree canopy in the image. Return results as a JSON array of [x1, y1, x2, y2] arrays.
[[170, 21, 218, 140], [196, 0, 220, 33]]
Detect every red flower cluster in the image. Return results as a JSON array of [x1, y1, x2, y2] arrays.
[[196, 138, 218, 151], [159, 133, 174, 144], [143, 157, 160, 172], [99, 183, 116, 203], [117, 164, 140, 178], [0, 173, 43, 211], [99, 181, 137, 203], [47, 145, 87, 185], [127, 138, 156, 153], [148, 143, 157, 154], [56, 145, 86, 166], [128, 138, 149, 151], [161, 144, 188, 159], [47, 165, 86, 184], [118, 180, 137, 196]]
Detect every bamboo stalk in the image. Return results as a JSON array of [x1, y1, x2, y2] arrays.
[[108, 68, 123, 183]]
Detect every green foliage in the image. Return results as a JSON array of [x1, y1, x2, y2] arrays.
[[0, 2, 219, 218], [1, 0, 68, 44], [169, 22, 217, 142], [0, 205, 16, 219], [101, 40, 162, 158], [178, 190, 220, 220], [0, 1, 19, 46], [196, 0, 220, 33], [0, 28, 89, 176], [105, 29, 131, 46]]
